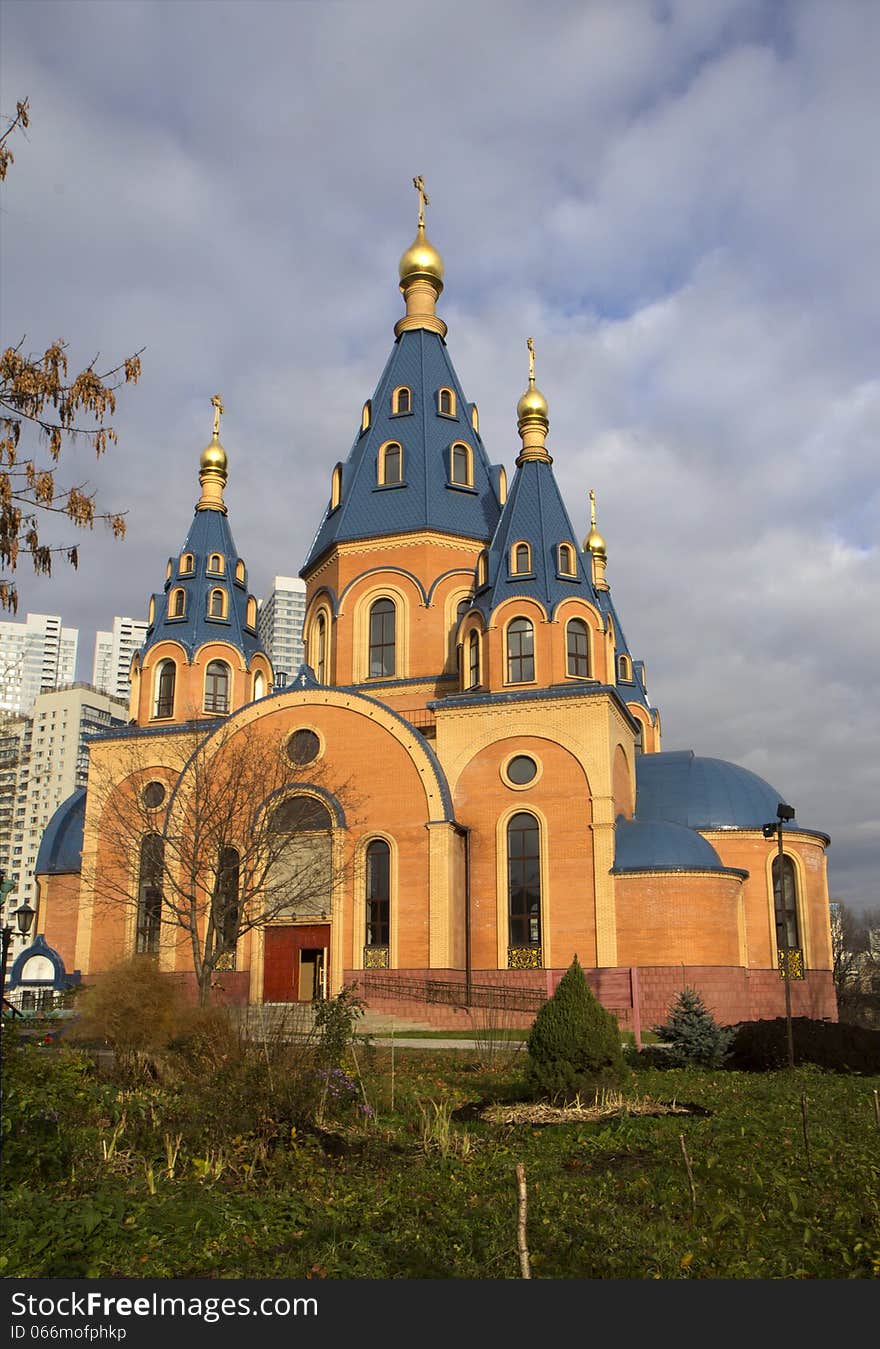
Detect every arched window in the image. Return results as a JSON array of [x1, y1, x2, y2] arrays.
[[498, 466, 507, 505], [507, 812, 541, 952], [633, 720, 644, 755], [148, 596, 155, 625], [506, 617, 534, 683], [331, 464, 342, 510], [368, 599, 396, 678], [216, 847, 240, 958], [154, 660, 176, 719], [450, 442, 472, 487], [566, 618, 591, 678], [208, 588, 227, 619], [207, 553, 224, 575], [268, 796, 332, 920], [511, 542, 531, 575], [165, 560, 172, 581], [365, 839, 390, 951], [438, 387, 456, 416], [235, 559, 246, 584], [468, 629, 480, 689], [315, 611, 327, 684], [772, 855, 801, 951], [361, 400, 372, 432], [204, 660, 230, 714], [136, 834, 163, 954], [471, 404, 479, 432], [476, 551, 489, 588], [618, 654, 632, 682], [179, 553, 194, 575], [379, 441, 403, 485], [270, 795, 332, 833], [392, 386, 411, 415], [558, 543, 576, 575], [253, 670, 266, 700], [170, 588, 186, 619], [246, 596, 257, 629]]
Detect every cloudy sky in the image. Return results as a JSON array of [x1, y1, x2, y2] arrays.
[[1, 0, 877, 911]]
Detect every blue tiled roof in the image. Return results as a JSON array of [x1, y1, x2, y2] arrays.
[[636, 750, 793, 831], [35, 788, 85, 875], [303, 329, 503, 569], [595, 585, 651, 710], [140, 507, 268, 666], [612, 816, 738, 873], [474, 458, 597, 621]]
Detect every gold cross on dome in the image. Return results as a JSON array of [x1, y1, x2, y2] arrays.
[[211, 393, 224, 438], [413, 175, 430, 230], [527, 337, 536, 384], [590, 488, 597, 528]]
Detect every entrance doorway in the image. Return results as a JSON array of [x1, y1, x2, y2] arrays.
[[263, 924, 330, 1002]]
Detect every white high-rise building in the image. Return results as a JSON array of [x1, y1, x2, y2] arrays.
[[92, 616, 149, 700], [0, 613, 78, 716], [257, 576, 306, 683], [0, 683, 128, 975]]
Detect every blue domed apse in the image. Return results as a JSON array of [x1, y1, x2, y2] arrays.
[[612, 817, 737, 874], [35, 788, 86, 875], [635, 750, 793, 831]]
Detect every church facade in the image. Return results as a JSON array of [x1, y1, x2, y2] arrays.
[[35, 192, 836, 1030]]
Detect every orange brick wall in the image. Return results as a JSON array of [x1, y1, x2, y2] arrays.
[[615, 872, 743, 966]]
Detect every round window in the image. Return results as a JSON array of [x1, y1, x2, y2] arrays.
[[287, 729, 321, 766], [143, 781, 166, 809], [506, 755, 537, 786]]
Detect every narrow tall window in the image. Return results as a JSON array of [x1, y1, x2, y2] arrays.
[[154, 660, 176, 718], [512, 542, 531, 574], [468, 629, 480, 688], [369, 599, 396, 678], [315, 611, 327, 684], [207, 553, 224, 575], [392, 386, 411, 415], [365, 839, 390, 948], [170, 589, 185, 618], [508, 812, 541, 949], [438, 387, 455, 416], [331, 464, 342, 510], [246, 596, 257, 629], [566, 618, 591, 678], [506, 617, 534, 683], [136, 834, 163, 955], [476, 551, 489, 587], [205, 660, 230, 714], [216, 847, 240, 956], [380, 442, 402, 485], [235, 559, 246, 584], [558, 543, 576, 575], [179, 553, 194, 575], [209, 588, 226, 619], [253, 670, 266, 700], [361, 400, 372, 432], [772, 855, 800, 950]]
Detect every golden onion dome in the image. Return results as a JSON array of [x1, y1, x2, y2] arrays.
[[517, 383, 549, 423], [200, 433, 227, 474], [584, 523, 607, 555], [398, 224, 445, 287]]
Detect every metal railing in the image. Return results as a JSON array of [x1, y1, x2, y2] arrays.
[[360, 971, 548, 1013]]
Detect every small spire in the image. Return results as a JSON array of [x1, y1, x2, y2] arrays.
[[395, 174, 447, 339], [516, 337, 551, 465], [584, 488, 609, 589], [197, 392, 228, 513]]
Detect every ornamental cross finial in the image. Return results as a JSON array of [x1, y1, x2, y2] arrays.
[[527, 336, 536, 384], [590, 487, 597, 528], [211, 393, 224, 439], [413, 175, 430, 230]]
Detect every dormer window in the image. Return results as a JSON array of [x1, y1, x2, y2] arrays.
[[330, 463, 342, 511], [246, 596, 257, 629], [618, 653, 632, 682], [476, 550, 489, 588], [179, 553, 194, 576], [361, 400, 372, 432], [511, 542, 532, 575], [170, 588, 186, 619], [235, 559, 246, 585], [471, 404, 479, 433], [438, 387, 456, 417], [378, 441, 403, 486], [207, 553, 225, 575], [165, 560, 172, 582], [148, 596, 156, 625], [208, 588, 228, 620], [392, 386, 412, 415], [450, 442, 473, 487], [498, 467, 507, 505], [558, 543, 576, 576]]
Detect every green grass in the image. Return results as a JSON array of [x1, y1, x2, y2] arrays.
[[3, 1036, 878, 1279]]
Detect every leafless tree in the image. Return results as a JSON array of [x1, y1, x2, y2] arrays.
[[89, 716, 356, 1006], [831, 901, 880, 1027]]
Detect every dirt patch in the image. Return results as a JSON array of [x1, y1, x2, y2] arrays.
[[476, 1096, 712, 1126]]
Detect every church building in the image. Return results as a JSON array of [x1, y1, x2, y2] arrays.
[[33, 185, 836, 1030]]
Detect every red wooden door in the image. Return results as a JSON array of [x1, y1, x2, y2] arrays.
[[263, 925, 330, 1002]]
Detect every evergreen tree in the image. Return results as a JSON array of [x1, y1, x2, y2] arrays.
[[525, 955, 628, 1102], [652, 986, 733, 1068]]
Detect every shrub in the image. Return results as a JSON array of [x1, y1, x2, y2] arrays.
[[727, 1017, 880, 1074], [67, 957, 187, 1078], [652, 986, 733, 1068], [525, 956, 628, 1102]]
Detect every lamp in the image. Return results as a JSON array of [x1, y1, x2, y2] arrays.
[[763, 803, 796, 1068]]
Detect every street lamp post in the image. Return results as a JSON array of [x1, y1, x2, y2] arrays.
[[0, 871, 36, 1013], [763, 802, 796, 1069]]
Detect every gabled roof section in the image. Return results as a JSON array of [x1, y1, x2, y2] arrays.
[[473, 457, 598, 620], [303, 328, 502, 570], [140, 506, 267, 666], [594, 584, 651, 710]]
